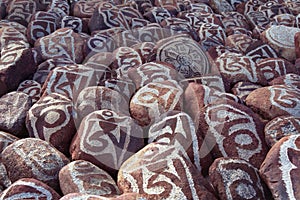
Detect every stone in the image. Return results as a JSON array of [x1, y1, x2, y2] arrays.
[[148, 111, 213, 175], [59, 160, 120, 196], [245, 40, 278, 63], [269, 73, 300, 89], [128, 61, 179, 89], [73, 0, 103, 18], [261, 25, 300, 62], [70, 109, 144, 177], [61, 16, 83, 33], [0, 131, 18, 153], [209, 0, 234, 13], [295, 31, 300, 59], [184, 83, 240, 120], [0, 91, 32, 137], [258, 1, 291, 19], [225, 34, 254, 53], [153, 35, 211, 78], [143, 6, 172, 24], [215, 52, 266, 90], [264, 115, 300, 147], [34, 28, 86, 63], [245, 85, 300, 119], [273, 13, 295, 27], [118, 142, 217, 199], [131, 42, 155, 63], [196, 99, 268, 169], [26, 11, 58, 45], [231, 81, 262, 102], [256, 58, 298, 82], [88, 2, 129, 33], [32, 57, 75, 84], [180, 75, 226, 92], [26, 93, 76, 155], [0, 178, 61, 200], [84, 34, 116, 59], [41, 65, 96, 100], [1, 138, 70, 190], [209, 157, 269, 200], [259, 135, 300, 200], [75, 86, 129, 122], [104, 78, 136, 102], [17, 80, 42, 104], [129, 80, 183, 126], [198, 23, 226, 51], [110, 47, 142, 79]]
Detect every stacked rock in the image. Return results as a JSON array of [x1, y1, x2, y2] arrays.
[[0, 0, 299, 199]]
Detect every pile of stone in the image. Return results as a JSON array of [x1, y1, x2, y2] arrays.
[[0, 0, 300, 199]]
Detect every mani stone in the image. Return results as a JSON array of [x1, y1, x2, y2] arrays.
[[1, 138, 70, 191]]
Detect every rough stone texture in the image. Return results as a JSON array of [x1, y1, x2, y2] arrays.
[[26, 93, 76, 155], [184, 83, 240, 120], [260, 135, 300, 200], [148, 111, 213, 176], [0, 91, 32, 137], [0, 178, 61, 200], [269, 73, 300, 89], [264, 115, 300, 148], [17, 80, 42, 104], [34, 28, 86, 64], [261, 25, 300, 62], [210, 157, 269, 200], [196, 99, 268, 169], [130, 80, 183, 126], [128, 61, 179, 89], [59, 160, 120, 196], [70, 109, 144, 177], [118, 142, 217, 200], [245, 85, 300, 120], [1, 138, 70, 191], [0, 131, 18, 153], [231, 81, 262, 103]]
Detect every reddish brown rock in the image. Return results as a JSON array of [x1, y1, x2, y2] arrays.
[[225, 34, 254, 53], [41, 65, 96, 100], [34, 28, 86, 63], [70, 109, 144, 177], [6, 0, 43, 26], [209, 157, 269, 200], [84, 34, 116, 59], [215, 52, 266, 90], [295, 31, 300, 60], [245, 40, 278, 63], [196, 99, 268, 169], [75, 86, 129, 122], [0, 162, 11, 192], [257, 58, 298, 83], [0, 131, 18, 153], [59, 160, 120, 196], [285, 0, 300, 15], [47, 0, 70, 15], [0, 91, 32, 137], [181, 75, 226, 92], [184, 83, 240, 120], [26, 93, 76, 155], [143, 6, 172, 24], [0, 20, 27, 36], [133, 25, 169, 43], [73, 0, 103, 18], [261, 25, 300, 62], [131, 42, 155, 63], [258, 1, 291, 19], [130, 80, 183, 126], [104, 78, 136, 102], [148, 111, 213, 175], [0, 178, 61, 200], [128, 61, 179, 89], [61, 16, 83, 33], [26, 11, 58, 45], [260, 135, 300, 200], [153, 35, 211, 78], [209, 0, 234, 13], [273, 13, 295, 27], [89, 2, 129, 33], [32, 57, 75, 84], [1, 138, 70, 190], [245, 85, 300, 119], [269, 73, 300, 89], [0, 27, 28, 50], [118, 142, 217, 200], [60, 193, 110, 200], [110, 47, 142, 79], [17, 80, 41, 104], [264, 115, 300, 147], [198, 23, 226, 51], [231, 81, 262, 102], [222, 11, 250, 35]]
